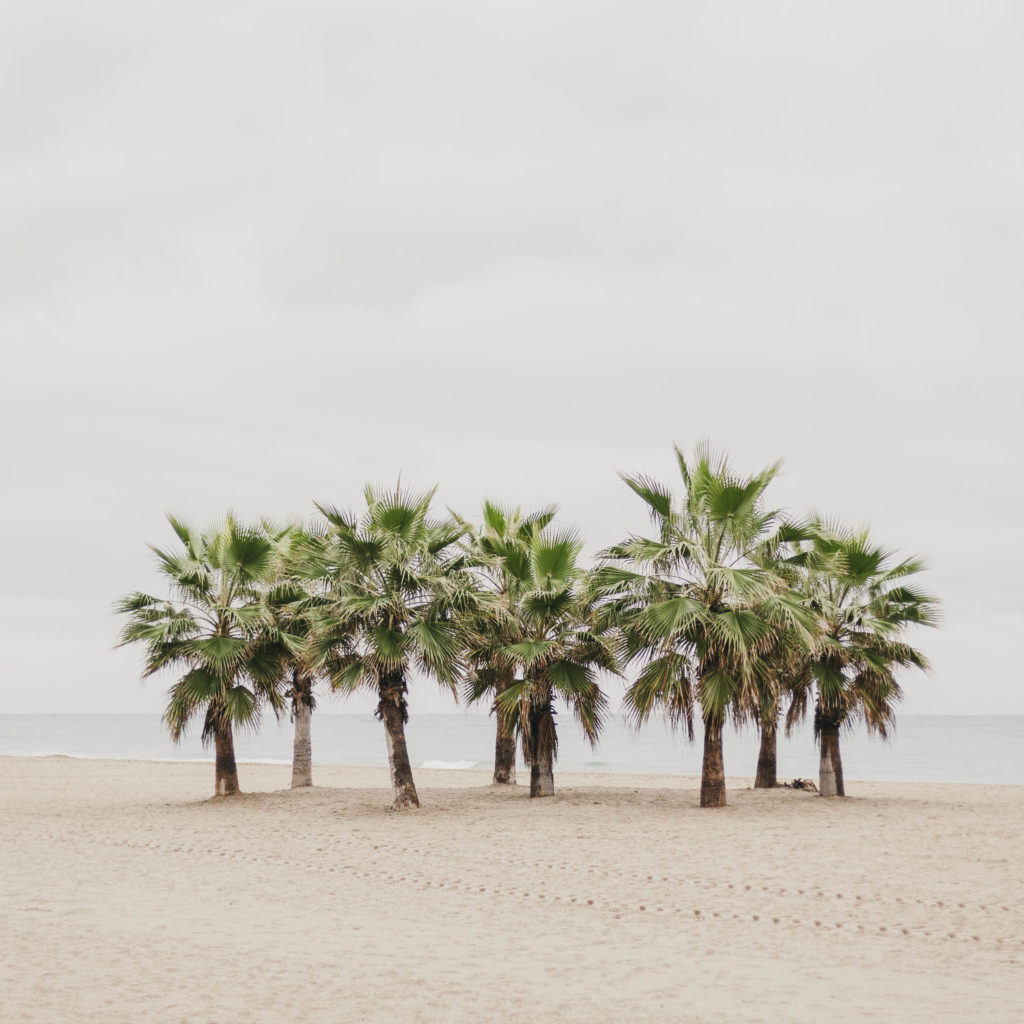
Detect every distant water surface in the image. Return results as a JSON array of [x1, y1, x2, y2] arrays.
[[1, 714, 1021, 785]]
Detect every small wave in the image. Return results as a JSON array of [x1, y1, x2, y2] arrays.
[[0, 750, 68, 759], [0, 752, 294, 766], [421, 759, 479, 770], [15, 752, 218, 763], [233, 758, 294, 766]]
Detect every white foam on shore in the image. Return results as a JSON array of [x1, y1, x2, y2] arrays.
[[0, 752, 294, 766], [421, 759, 479, 770]]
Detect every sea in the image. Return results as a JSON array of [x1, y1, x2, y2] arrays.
[[1, 713, 1021, 785]]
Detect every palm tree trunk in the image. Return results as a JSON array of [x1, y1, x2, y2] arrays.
[[377, 673, 420, 809], [492, 671, 517, 785], [214, 724, 240, 796], [754, 712, 778, 789], [526, 697, 556, 798], [699, 715, 726, 808], [818, 717, 845, 797], [291, 672, 313, 789], [530, 756, 554, 797]]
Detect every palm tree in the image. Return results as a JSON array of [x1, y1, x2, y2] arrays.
[[459, 501, 558, 785], [594, 444, 817, 808], [747, 526, 817, 789], [299, 485, 481, 809], [262, 522, 328, 789], [115, 515, 291, 796], [785, 524, 938, 796], [286, 661, 316, 787], [749, 636, 813, 788], [492, 528, 616, 798]]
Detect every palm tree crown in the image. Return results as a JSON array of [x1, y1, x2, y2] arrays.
[[305, 486, 480, 693]]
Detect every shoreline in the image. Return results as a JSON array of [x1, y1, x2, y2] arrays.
[[3, 752, 1024, 789], [4, 714, 1020, 787]]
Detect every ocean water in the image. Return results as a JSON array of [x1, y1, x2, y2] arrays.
[[1, 713, 1021, 785]]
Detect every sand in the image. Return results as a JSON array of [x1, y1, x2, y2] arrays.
[[1, 757, 1021, 1024]]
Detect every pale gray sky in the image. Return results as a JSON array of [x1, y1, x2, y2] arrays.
[[2, 0, 1021, 716]]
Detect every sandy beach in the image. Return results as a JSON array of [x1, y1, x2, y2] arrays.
[[1, 757, 1021, 1024]]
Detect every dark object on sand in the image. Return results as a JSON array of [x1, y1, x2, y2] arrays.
[[787, 778, 819, 792]]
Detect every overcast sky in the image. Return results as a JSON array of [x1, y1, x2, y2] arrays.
[[2, 0, 1021, 718]]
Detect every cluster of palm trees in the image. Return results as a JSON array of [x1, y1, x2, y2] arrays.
[[116, 444, 938, 808]]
